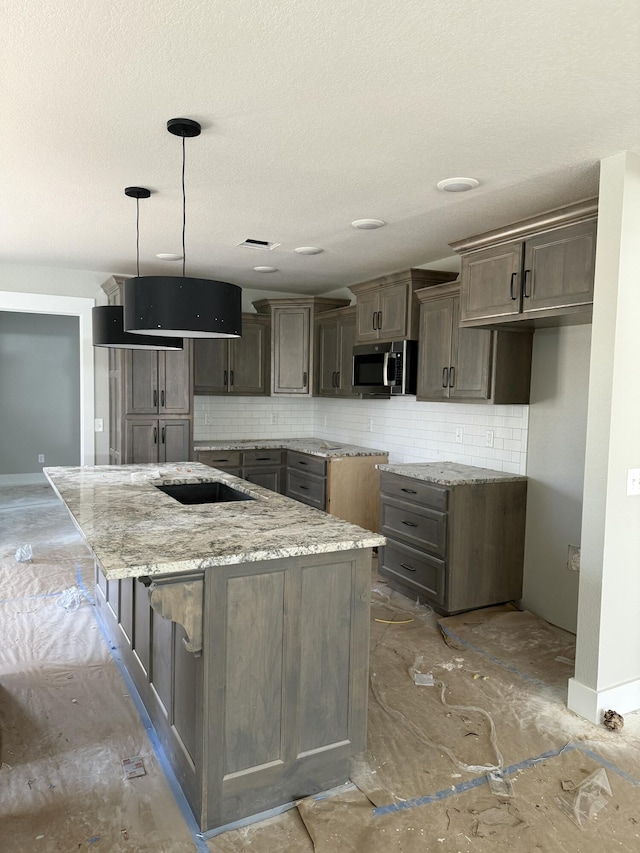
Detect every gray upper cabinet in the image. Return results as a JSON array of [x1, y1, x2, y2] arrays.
[[193, 315, 269, 396], [126, 348, 191, 415], [349, 269, 458, 344], [253, 297, 350, 396], [416, 282, 533, 404], [315, 306, 359, 398], [452, 200, 598, 328]]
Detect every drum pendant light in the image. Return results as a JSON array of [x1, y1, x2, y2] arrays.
[[123, 119, 242, 339], [92, 187, 183, 350]]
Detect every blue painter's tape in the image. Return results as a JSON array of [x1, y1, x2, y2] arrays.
[[75, 563, 95, 605], [373, 743, 576, 817], [439, 625, 552, 690], [577, 745, 640, 786], [91, 609, 210, 853], [87, 837, 101, 845], [0, 591, 59, 605]]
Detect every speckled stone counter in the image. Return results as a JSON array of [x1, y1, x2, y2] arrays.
[[377, 461, 526, 486], [194, 437, 386, 458], [44, 462, 384, 581]]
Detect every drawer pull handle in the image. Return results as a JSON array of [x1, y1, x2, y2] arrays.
[[256, 457, 271, 461], [153, 389, 158, 407], [298, 460, 308, 466], [400, 563, 416, 572], [161, 426, 165, 444], [160, 389, 165, 407], [523, 269, 531, 298], [442, 366, 448, 388], [401, 487, 417, 494], [402, 520, 418, 527], [449, 366, 455, 388], [299, 485, 309, 490]]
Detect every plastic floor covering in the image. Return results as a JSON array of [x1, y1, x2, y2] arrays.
[[2, 484, 640, 853]]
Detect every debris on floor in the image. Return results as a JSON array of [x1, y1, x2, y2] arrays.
[[556, 767, 612, 829], [603, 709, 624, 731]]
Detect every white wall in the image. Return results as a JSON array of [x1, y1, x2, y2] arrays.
[[195, 394, 529, 474], [520, 325, 591, 633], [569, 151, 640, 722]]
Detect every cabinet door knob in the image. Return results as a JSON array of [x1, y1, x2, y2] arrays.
[[523, 269, 531, 298], [449, 366, 455, 388], [442, 367, 449, 388], [510, 271, 518, 300]]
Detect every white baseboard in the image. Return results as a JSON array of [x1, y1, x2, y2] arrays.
[[0, 473, 47, 486], [568, 676, 640, 723]]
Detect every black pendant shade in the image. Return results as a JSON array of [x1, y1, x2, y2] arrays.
[[92, 305, 183, 350], [123, 276, 242, 338]]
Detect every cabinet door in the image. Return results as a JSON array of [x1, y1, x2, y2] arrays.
[[336, 312, 357, 397], [124, 418, 159, 463], [272, 306, 311, 395], [460, 241, 523, 322], [355, 290, 379, 342], [449, 296, 492, 400], [243, 465, 282, 493], [158, 419, 191, 463], [125, 350, 159, 414], [316, 319, 339, 396], [229, 320, 268, 395], [193, 339, 229, 394], [378, 282, 409, 340], [523, 219, 596, 314], [159, 347, 191, 413], [416, 297, 453, 401]]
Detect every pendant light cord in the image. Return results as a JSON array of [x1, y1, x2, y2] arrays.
[[182, 134, 186, 278], [135, 197, 140, 277]]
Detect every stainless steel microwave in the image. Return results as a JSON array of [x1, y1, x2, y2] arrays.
[[352, 340, 418, 396]]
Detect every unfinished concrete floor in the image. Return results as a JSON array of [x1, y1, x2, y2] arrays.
[[2, 483, 640, 852]]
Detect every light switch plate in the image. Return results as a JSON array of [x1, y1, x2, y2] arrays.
[[627, 468, 640, 496]]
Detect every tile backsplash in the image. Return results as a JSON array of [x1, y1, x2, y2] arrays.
[[195, 395, 529, 474]]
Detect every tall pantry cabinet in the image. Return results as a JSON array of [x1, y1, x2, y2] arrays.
[[103, 277, 193, 465]]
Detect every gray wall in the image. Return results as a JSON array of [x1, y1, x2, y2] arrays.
[[0, 311, 80, 474], [521, 324, 592, 633]]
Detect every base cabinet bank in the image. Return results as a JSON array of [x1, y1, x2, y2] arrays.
[[46, 463, 381, 833]]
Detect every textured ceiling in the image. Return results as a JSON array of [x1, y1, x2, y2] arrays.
[[3, 0, 640, 294]]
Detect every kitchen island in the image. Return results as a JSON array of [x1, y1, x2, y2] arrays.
[[45, 462, 384, 833]]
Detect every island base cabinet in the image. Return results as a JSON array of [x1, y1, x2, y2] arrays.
[[94, 549, 371, 832]]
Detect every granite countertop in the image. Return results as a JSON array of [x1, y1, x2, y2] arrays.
[[44, 463, 384, 582], [193, 438, 387, 459], [377, 461, 526, 486]]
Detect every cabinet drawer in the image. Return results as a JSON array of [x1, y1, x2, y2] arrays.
[[242, 449, 284, 466], [380, 540, 445, 604], [380, 496, 446, 556], [286, 469, 326, 510], [380, 472, 448, 511], [287, 450, 327, 478], [196, 450, 242, 470]]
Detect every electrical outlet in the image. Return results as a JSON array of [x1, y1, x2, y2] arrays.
[[567, 545, 581, 572], [368, 418, 374, 433], [455, 427, 463, 443], [38, 453, 45, 463], [627, 468, 640, 496], [271, 413, 278, 425], [485, 430, 494, 448], [324, 415, 328, 427], [94, 418, 104, 433]]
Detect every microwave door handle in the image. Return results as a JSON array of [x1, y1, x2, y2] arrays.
[[382, 352, 393, 386]]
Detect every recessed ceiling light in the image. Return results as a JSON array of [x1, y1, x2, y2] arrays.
[[156, 253, 183, 261], [436, 177, 480, 193], [294, 246, 323, 255], [351, 219, 386, 230], [254, 266, 278, 273]]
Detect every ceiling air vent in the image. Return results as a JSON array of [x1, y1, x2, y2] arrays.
[[237, 238, 281, 250]]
